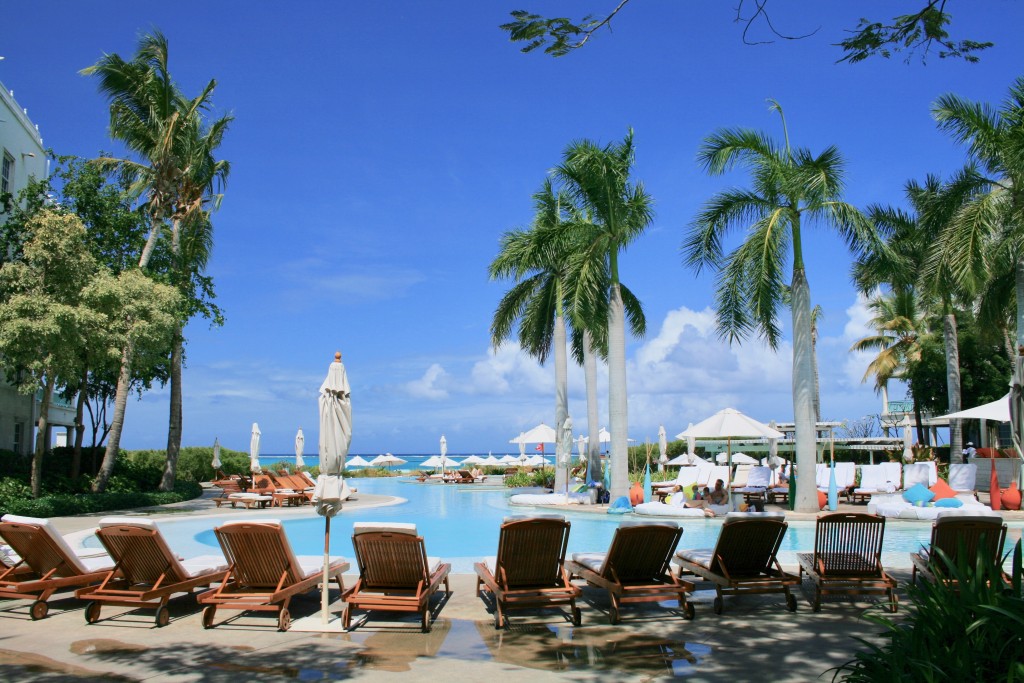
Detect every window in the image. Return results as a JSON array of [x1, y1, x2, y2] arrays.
[[12, 422, 23, 455], [1, 151, 13, 194]]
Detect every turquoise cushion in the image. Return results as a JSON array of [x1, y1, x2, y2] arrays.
[[903, 483, 934, 505], [933, 497, 964, 508]]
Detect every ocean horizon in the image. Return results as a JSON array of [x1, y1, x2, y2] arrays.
[[255, 452, 560, 471]]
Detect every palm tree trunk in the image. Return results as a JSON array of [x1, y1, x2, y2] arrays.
[[1017, 259, 1024, 349], [583, 329, 601, 483], [99, 217, 163, 494], [811, 322, 821, 422], [943, 311, 963, 464], [607, 283, 629, 501], [553, 311, 569, 492], [160, 321, 183, 491], [71, 366, 88, 480], [94, 343, 133, 493], [31, 373, 56, 499], [791, 268, 818, 512]]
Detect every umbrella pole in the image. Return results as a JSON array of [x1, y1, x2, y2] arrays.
[[322, 515, 331, 625]]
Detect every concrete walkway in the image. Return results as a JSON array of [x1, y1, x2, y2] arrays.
[[0, 487, 1019, 681]]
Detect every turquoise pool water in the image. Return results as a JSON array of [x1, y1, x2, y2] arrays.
[[84, 477, 1022, 573]]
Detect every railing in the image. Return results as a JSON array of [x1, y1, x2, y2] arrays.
[[886, 400, 914, 414]]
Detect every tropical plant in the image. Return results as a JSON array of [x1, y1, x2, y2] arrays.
[[555, 129, 653, 500], [82, 30, 230, 492], [683, 101, 875, 512], [833, 540, 1023, 682], [489, 180, 573, 492]]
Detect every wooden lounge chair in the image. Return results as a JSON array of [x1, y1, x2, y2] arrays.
[[565, 521, 694, 623], [342, 522, 451, 632], [196, 520, 349, 631], [75, 517, 228, 627], [0, 514, 115, 620], [796, 512, 898, 613], [474, 516, 582, 629], [910, 514, 1007, 586], [672, 512, 799, 614]]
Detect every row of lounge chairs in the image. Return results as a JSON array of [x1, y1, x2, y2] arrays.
[[211, 470, 354, 509], [0, 510, 1010, 631]]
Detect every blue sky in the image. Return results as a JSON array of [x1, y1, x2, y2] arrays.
[[2, 2, 1022, 455]]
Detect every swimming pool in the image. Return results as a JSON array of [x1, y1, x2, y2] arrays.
[[82, 477, 1022, 572]]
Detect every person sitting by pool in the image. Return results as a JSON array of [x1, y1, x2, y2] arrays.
[[674, 485, 717, 517], [708, 479, 728, 506]]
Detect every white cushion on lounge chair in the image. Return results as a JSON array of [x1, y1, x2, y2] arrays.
[[880, 462, 902, 488], [295, 555, 347, 579], [724, 511, 785, 521], [948, 463, 977, 492], [98, 517, 157, 529], [904, 462, 937, 488], [180, 555, 229, 577], [2, 513, 113, 574], [220, 519, 282, 527], [570, 552, 607, 573], [675, 548, 713, 568], [633, 502, 708, 517], [744, 466, 771, 488], [353, 522, 417, 535]]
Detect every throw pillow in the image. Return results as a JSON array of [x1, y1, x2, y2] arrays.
[[817, 490, 827, 510], [933, 497, 963, 508], [929, 478, 956, 501], [903, 482, 934, 505]]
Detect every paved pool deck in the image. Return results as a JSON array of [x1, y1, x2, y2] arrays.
[[0, 486, 1020, 681]]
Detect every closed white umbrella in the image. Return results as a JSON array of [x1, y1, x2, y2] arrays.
[[211, 437, 221, 471], [295, 428, 305, 469], [518, 436, 526, 461], [312, 352, 352, 627], [658, 425, 668, 473], [686, 423, 696, 465], [249, 423, 262, 479], [901, 414, 914, 463], [440, 435, 448, 475], [577, 434, 586, 463]]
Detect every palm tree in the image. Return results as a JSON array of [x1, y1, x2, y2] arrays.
[[928, 78, 1024, 348], [555, 130, 653, 500], [683, 101, 874, 513], [850, 289, 930, 437], [489, 180, 572, 491], [160, 112, 230, 492], [83, 31, 228, 492]]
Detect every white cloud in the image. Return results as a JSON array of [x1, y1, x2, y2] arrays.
[[404, 363, 450, 400]]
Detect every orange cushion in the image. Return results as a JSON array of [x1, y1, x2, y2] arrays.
[[929, 478, 956, 501], [817, 490, 827, 510]]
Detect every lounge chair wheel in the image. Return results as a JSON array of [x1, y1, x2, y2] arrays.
[[572, 607, 582, 626], [608, 606, 619, 625], [278, 608, 291, 631], [202, 606, 216, 629], [421, 610, 431, 633], [84, 601, 101, 624], [786, 594, 797, 612], [155, 606, 170, 627], [493, 609, 503, 629], [30, 600, 48, 621], [683, 602, 695, 620], [712, 597, 723, 615]]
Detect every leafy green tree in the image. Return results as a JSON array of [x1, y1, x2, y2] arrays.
[[555, 130, 652, 500], [0, 211, 101, 497], [683, 101, 874, 512], [501, 1, 992, 63]]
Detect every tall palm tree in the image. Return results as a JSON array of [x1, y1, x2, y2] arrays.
[[83, 31, 228, 492], [683, 101, 874, 513], [160, 112, 230, 492], [555, 130, 653, 500], [850, 289, 930, 437], [489, 180, 572, 490], [928, 77, 1024, 348]]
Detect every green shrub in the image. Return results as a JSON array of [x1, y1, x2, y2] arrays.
[[834, 540, 1024, 682], [0, 481, 202, 518], [504, 473, 535, 488]]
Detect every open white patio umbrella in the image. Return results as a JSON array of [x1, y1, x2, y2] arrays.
[[658, 425, 668, 473], [498, 454, 520, 464], [346, 455, 371, 468], [460, 455, 485, 466], [295, 428, 305, 469], [901, 414, 914, 463], [715, 452, 758, 465], [377, 453, 407, 471], [249, 423, 262, 483], [211, 437, 221, 471], [367, 454, 387, 466], [678, 408, 784, 508], [311, 352, 352, 627], [483, 455, 502, 466], [665, 453, 694, 466]]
